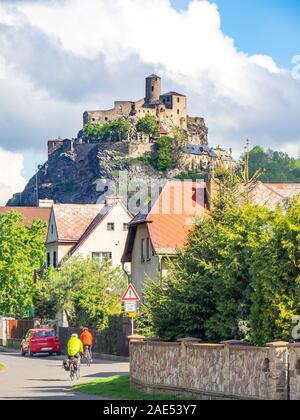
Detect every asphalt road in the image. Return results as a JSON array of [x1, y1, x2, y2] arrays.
[[0, 351, 129, 400]]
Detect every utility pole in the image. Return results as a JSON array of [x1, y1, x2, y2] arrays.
[[35, 163, 39, 207], [244, 139, 250, 184]]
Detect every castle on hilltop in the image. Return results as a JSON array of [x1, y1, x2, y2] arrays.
[[83, 74, 188, 134], [47, 74, 235, 172]]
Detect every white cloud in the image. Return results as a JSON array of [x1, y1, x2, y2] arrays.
[[0, 148, 27, 205], [0, 0, 299, 202]]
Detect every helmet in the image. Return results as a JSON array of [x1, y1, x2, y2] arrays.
[[83, 327, 88, 331], [72, 333, 78, 338]]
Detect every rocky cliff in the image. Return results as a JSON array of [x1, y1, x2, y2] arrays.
[[8, 117, 209, 206], [8, 142, 167, 206]]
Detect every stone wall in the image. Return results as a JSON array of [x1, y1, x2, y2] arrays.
[[130, 339, 292, 400]]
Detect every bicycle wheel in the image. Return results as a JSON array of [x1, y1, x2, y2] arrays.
[[70, 364, 75, 381]]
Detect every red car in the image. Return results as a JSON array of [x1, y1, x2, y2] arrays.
[[21, 329, 61, 357]]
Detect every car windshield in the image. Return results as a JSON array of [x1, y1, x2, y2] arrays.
[[33, 331, 55, 338]]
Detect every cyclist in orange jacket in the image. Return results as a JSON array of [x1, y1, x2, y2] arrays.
[[80, 328, 94, 362]]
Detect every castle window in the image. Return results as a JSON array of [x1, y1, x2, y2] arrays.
[[152, 86, 154, 92], [105, 117, 108, 121], [92, 118, 96, 122], [177, 97, 180, 103], [177, 109, 180, 115], [160, 108, 164, 113]]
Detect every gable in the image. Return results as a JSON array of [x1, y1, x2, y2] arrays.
[[71, 202, 132, 256], [46, 208, 58, 244]]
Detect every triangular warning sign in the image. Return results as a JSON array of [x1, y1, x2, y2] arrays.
[[121, 283, 140, 302]]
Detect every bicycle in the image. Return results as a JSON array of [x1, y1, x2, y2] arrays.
[[69, 356, 81, 381], [82, 345, 92, 367]]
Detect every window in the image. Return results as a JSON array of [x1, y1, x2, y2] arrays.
[[53, 251, 57, 268], [177, 109, 180, 115], [177, 97, 180, 103], [146, 238, 151, 261], [107, 223, 115, 231], [47, 252, 51, 268], [51, 224, 54, 235], [152, 86, 154, 92], [141, 239, 145, 263], [92, 252, 112, 263], [123, 223, 129, 231]]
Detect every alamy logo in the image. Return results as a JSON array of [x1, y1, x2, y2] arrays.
[[291, 55, 300, 80]]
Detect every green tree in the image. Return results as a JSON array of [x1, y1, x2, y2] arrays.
[[155, 136, 174, 172], [34, 257, 127, 329], [83, 119, 131, 142], [249, 197, 300, 345], [0, 212, 46, 318], [248, 146, 300, 182], [136, 114, 160, 138]]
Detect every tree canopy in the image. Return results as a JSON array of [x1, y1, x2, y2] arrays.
[[34, 257, 127, 330], [135, 114, 160, 138], [83, 119, 131, 142], [248, 146, 300, 182], [0, 212, 46, 318]]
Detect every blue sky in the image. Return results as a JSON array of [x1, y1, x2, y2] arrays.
[[172, 0, 300, 67]]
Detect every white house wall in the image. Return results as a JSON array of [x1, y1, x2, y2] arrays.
[[72, 204, 131, 268], [131, 223, 161, 297]]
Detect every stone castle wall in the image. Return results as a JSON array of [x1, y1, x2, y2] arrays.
[[130, 339, 293, 400]]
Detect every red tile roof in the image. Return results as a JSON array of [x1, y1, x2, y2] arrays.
[[123, 181, 207, 260], [0, 207, 51, 228], [52, 204, 105, 242], [250, 182, 300, 209], [147, 181, 207, 253]]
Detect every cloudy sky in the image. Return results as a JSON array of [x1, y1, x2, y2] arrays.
[[0, 0, 299, 205]]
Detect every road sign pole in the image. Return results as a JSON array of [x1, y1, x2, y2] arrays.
[[131, 317, 134, 335]]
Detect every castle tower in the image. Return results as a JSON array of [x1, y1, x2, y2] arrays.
[[145, 74, 161, 104]]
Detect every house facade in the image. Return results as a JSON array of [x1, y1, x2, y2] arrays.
[[46, 197, 132, 268], [122, 181, 209, 297]]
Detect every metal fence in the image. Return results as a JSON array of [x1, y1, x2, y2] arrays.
[[8, 319, 35, 340], [58, 315, 132, 357]]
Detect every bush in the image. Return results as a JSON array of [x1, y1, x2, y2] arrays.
[[136, 114, 160, 138]]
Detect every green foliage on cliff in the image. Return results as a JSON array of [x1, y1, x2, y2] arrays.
[[138, 184, 300, 345], [248, 146, 300, 182], [136, 114, 160, 138], [83, 118, 131, 142], [0, 212, 46, 318], [155, 136, 174, 172], [34, 257, 127, 329]]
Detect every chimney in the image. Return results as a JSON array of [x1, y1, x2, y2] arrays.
[[104, 195, 123, 206], [38, 199, 54, 208]]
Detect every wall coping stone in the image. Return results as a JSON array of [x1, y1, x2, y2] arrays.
[[177, 337, 202, 343], [221, 340, 251, 346], [266, 341, 289, 348]]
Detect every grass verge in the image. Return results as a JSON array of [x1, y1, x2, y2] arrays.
[[73, 375, 186, 400]]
